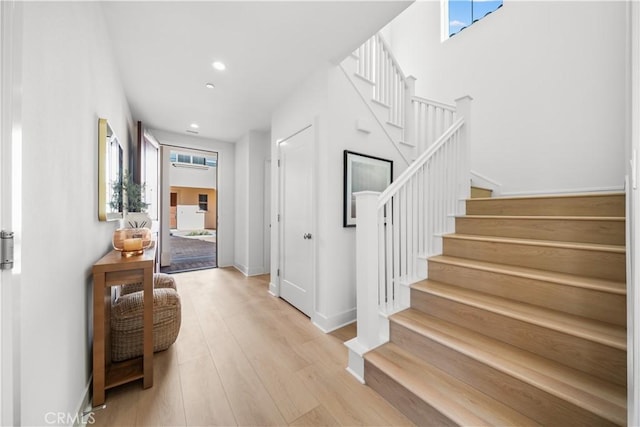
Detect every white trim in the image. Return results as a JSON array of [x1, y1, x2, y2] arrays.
[[1, 2, 21, 425], [73, 377, 94, 427], [233, 264, 267, 277], [311, 308, 357, 333], [268, 282, 278, 297], [233, 264, 249, 276], [499, 185, 625, 198], [440, 0, 449, 42], [470, 170, 502, 195], [628, 1, 640, 424], [345, 338, 368, 383], [338, 63, 411, 166]]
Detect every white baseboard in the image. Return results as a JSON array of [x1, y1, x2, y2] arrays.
[[233, 263, 248, 276], [312, 308, 356, 333], [246, 266, 268, 276], [470, 170, 502, 195], [233, 265, 269, 277], [499, 185, 625, 197], [160, 251, 171, 267], [268, 281, 279, 296], [73, 376, 93, 427]]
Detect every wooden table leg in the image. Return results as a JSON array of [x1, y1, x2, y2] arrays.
[[143, 266, 154, 388], [93, 273, 106, 406]]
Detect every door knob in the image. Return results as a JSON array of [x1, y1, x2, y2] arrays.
[[303, 233, 312, 240]]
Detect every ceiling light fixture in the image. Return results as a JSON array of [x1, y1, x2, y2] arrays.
[[212, 61, 226, 71], [205, 82, 215, 89], [190, 123, 199, 129]]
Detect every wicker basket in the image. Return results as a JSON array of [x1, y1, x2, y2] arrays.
[[120, 272, 177, 296], [111, 283, 181, 362]]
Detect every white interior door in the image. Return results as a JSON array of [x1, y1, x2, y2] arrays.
[[279, 126, 314, 317], [1, 2, 21, 424]]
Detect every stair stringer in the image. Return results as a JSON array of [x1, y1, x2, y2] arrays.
[[339, 57, 413, 165]]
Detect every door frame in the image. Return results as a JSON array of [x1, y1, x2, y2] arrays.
[[160, 144, 219, 267], [276, 122, 317, 321], [1, 1, 22, 425], [629, 1, 640, 424], [263, 159, 271, 275]]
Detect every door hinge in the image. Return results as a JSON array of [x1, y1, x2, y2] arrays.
[[277, 159, 280, 167], [277, 214, 281, 222], [1, 230, 15, 270], [277, 268, 280, 277]]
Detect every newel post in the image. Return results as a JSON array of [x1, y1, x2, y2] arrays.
[[345, 191, 380, 383], [455, 95, 473, 212]]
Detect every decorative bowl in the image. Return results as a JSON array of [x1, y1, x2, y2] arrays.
[[112, 228, 152, 257]]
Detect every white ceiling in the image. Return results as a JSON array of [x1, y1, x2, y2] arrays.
[[101, 1, 412, 143]]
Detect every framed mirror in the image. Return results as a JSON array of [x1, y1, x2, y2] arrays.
[[98, 118, 123, 221]]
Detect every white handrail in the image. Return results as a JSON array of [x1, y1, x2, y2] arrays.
[[412, 95, 455, 112], [412, 96, 457, 154], [348, 97, 472, 381], [378, 117, 464, 208]]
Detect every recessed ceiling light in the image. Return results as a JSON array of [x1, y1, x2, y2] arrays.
[[212, 61, 226, 71], [205, 82, 215, 89], [190, 123, 199, 129]]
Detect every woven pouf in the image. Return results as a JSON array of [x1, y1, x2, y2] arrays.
[[120, 272, 177, 296], [111, 286, 181, 362]]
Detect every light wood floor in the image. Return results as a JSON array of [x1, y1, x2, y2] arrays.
[[92, 267, 413, 426]]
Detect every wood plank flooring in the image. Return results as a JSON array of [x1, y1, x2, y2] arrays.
[[92, 268, 413, 426]]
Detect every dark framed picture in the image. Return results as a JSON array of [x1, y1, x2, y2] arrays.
[[343, 150, 393, 227]]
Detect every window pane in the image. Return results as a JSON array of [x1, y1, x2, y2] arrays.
[[199, 194, 208, 211], [169, 152, 177, 163], [206, 157, 216, 167], [177, 154, 190, 163], [473, 0, 502, 22], [449, 0, 472, 36], [193, 156, 206, 165]]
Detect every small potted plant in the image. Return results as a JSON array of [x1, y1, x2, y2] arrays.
[[111, 171, 151, 228]]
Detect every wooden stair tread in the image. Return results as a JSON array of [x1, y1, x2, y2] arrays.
[[366, 343, 541, 427], [469, 192, 624, 202], [391, 309, 627, 425], [445, 233, 625, 253], [429, 255, 626, 295], [461, 215, 624, 221], [411, 280, 626, 350]]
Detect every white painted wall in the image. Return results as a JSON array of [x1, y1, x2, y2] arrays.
[[153, 129, 235, 267], [248, 131, 270, 275], [176, 205, 205, 230], [20, 2, 132, 424], [385, 1, 627, 195], [234, 133, 249, 273], [234, 130, 270, 276], [271, 64, 408, 331], [169, 160, 217, 189]]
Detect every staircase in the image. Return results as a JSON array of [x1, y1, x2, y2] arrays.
[[364, 192, 627, 426]]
